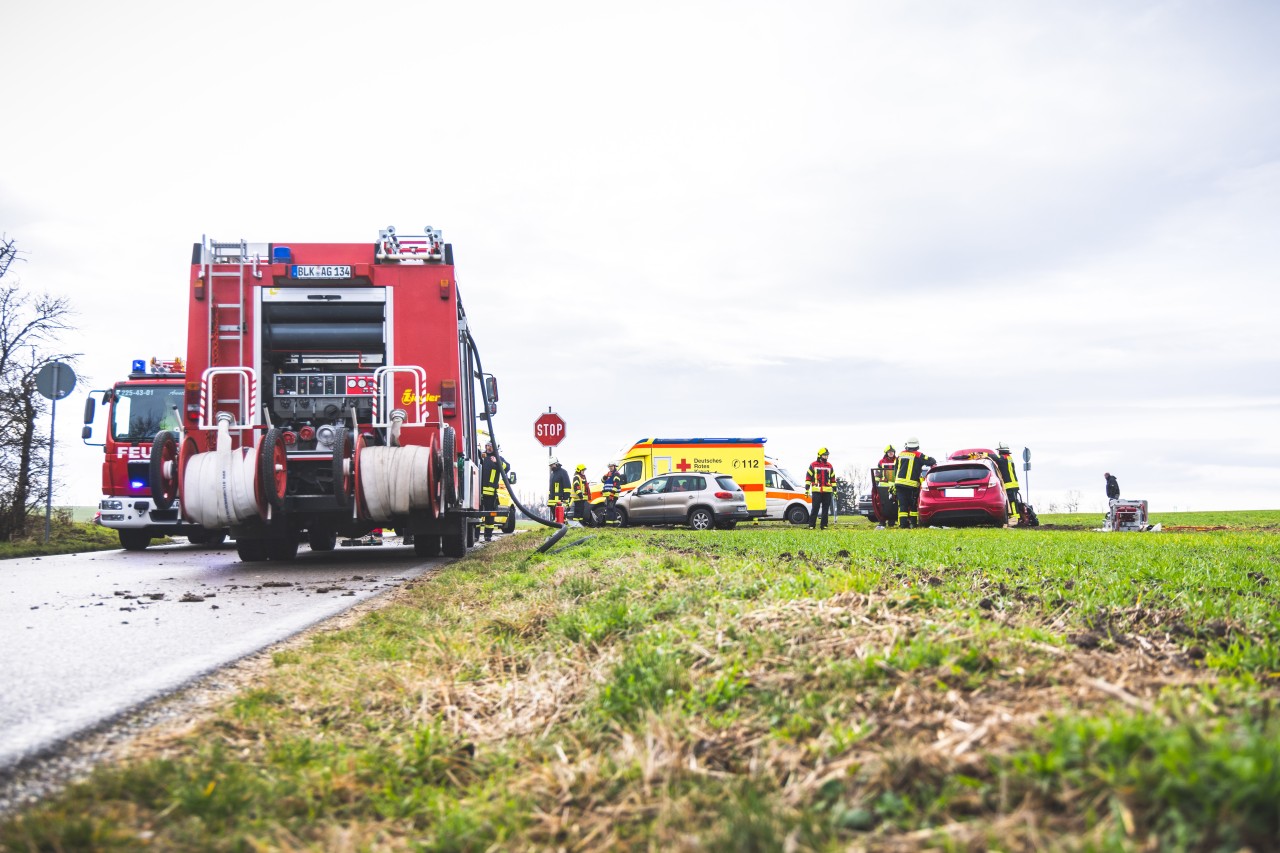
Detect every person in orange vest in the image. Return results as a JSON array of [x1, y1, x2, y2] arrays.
[[805, 447, 835, 529], [893, 438, 926, 528]]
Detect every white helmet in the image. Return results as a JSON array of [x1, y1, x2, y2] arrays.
[[997, 442, 1009, 453], [548, 456, 559, 466], [905, 438, 920, 450]]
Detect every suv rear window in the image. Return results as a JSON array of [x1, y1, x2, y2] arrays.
[[927, 465, 992, 485], [715, 476, 741, 491]]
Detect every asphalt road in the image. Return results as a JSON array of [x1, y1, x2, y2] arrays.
[[0, 538, 441, 771]]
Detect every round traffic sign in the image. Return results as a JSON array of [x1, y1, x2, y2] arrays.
[[35, 361, 77, 401], [534, 411, 566, 447]]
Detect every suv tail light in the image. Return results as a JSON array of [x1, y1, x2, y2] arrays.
[[714, 491, 734, 499]]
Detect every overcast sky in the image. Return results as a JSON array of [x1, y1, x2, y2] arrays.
[[3, 0, 1277, 514]]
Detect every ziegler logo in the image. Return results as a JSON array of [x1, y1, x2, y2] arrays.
[[401, 390, 442, 404], [115, 447, 153, 460]]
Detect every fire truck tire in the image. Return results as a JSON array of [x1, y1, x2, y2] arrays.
[[785, 505, 809, 525], [186, 527, 225, 546], [441, 425, 457, 507], [414, 534, 442, 557], [502, 509, 516, 534], [332, 427, 353, 508], [442, 514, 466, 557], [236, 538, 268, 562], [178, 436, 198, 521], [119, 529, 151, 551], [266, 536, 300, 561], [259, 428, 289, 513], [308, 527, 337, 552], [149, 431, 180, 511]]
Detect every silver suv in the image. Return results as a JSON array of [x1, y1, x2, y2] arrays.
[[614, 472, 749, 530]]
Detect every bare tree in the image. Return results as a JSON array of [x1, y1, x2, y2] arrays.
[[835, 464, 870, 515], [0, 237, 79, 540]]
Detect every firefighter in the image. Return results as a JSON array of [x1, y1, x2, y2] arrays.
[[994, 442, 1021, 525], [572, 464, 592, 525], [805, 447, 835, 529], [600, 461, 623, 525], [480, 442, 503, 540], [1105, 472, 1120, 502], [893, 438, 926, 528], [548, 457, 572, 523], [876, 444, 899, 526]]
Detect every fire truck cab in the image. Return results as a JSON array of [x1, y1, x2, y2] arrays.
[[82, 358, 227, 549], [153, 226, 496, 562]]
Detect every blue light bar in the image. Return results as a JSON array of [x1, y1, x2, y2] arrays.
[[130, 480, 146, 489], [272, 246, 292, 263], [132, 359, 146, 373]]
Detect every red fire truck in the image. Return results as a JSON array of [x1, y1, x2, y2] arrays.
[[150, 226, 496, 562], [82, 358, 227, 549]]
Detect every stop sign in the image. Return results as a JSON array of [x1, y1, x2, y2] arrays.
[[534, 411, 566, 447]]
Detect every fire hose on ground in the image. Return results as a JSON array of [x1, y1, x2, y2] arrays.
[[466, 328, 573, 554]]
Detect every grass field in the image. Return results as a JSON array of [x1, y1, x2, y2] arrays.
[[0, 516, 120, 560], [3, 511, 1278, 851]]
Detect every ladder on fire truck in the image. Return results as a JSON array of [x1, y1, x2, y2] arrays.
[[199, 236, 263, 436]]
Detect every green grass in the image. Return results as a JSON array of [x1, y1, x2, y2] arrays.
[[0, 515, 121, 560], [4, 515, 1280, 850]]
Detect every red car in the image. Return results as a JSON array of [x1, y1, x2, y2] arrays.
[[918, 457, 1009, 527]]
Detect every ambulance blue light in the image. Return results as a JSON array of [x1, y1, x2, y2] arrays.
[[273, 246, 292, 263], [132, 359, 146, 373]]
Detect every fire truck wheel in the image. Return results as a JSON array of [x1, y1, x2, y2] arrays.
[[149, 431, 180, 511], [235, 538, 268, 562], [502, 509, 516, 534], [186, 528, 225, 546], [259, 428, 289, 513], [119, 529, 152, 551], [785, 505, 809, 526], [266, 536, 300, 561], [414, 534, 442, 557], [441, 425, 457, 507], [331, 427, 353, 508], [308, 527, 337, 552]]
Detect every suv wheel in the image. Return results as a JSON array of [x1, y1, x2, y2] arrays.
[[688, 507, 714, 531], [785, 505, 808, 525]]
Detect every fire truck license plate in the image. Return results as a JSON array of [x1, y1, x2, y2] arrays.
[[290, 265, 352, 279]]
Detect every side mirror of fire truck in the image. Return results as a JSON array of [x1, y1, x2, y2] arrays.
[[83, 396, 96, 425]]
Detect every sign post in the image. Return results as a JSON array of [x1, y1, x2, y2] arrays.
[[1022, 446, 1031, 504], [35, 361, 78, 543]]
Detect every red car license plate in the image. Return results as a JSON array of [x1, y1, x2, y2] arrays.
[[944, 488, 975, 498]]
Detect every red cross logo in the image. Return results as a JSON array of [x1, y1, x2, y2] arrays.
[[676, 458, 691, 472]]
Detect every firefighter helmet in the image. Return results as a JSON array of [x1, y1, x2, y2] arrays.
[[997, 442, 1010, 453], [608, 461, 618, 468], [575, 463, 586, 471], [905, 438, 920, 450], [884, 444, 895, 453], [817, 447, 829, 457], [548, 456, 559, 467]]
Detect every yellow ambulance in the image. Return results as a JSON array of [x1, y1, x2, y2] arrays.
[[594, 437, 768, 518]]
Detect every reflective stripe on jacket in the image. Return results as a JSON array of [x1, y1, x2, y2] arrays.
[[894, 451, 924, 487], [806, 459, 835, 493], [996, 454, 1019, 490], [601, 472, 622, 496], [572, 472, 590, 501]]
